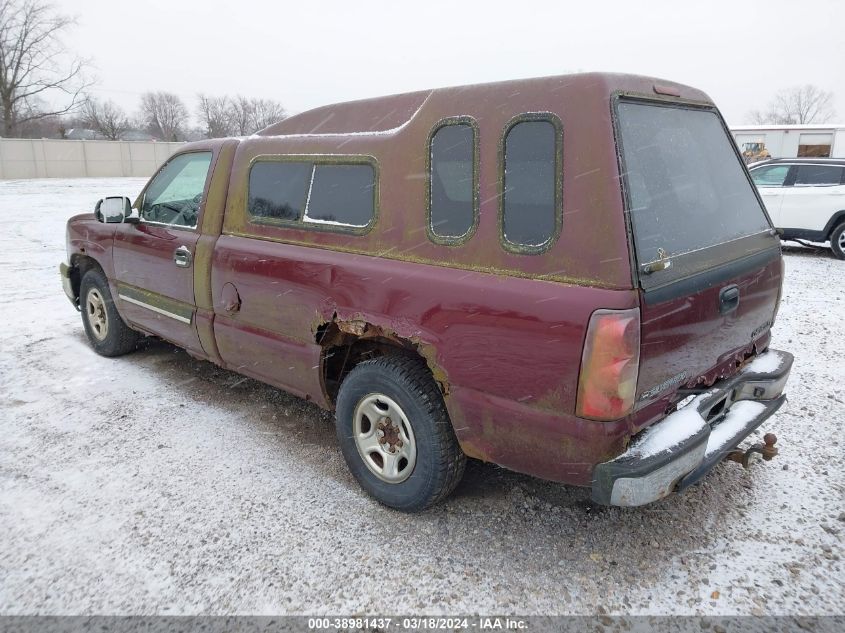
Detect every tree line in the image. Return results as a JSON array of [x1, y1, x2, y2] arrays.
[[74, 92, 287, 141], [7, 90, 287, 141], [0, 0, 286, 140]]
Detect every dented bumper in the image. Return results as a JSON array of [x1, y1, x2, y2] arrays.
[[591, 349, 793, 507]]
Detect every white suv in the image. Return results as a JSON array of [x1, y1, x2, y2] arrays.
[[749, 158, 845, 259]]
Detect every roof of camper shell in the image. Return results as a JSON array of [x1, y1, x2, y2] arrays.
[[257, 73, 713, 138]]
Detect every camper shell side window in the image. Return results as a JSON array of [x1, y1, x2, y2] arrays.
[[426, 117, 479, 245], [499, 113, 563, 254]]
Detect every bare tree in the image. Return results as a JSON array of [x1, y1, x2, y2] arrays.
[[746, 109, 771, 125], [16, 108, 62, 137], [80, 98, 128, 140], [196, 93, 234, 138], [139, 91, 188, 140], [249, 97, 286, 132], [747, 85, 836, 125], [228, 95, 286, 135], [0, 0, 91, 137], [228, 95, 253, 136]]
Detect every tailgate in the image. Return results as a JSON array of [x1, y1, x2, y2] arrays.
[[636, 245, 782, 406], [613, 98, 783, 408]]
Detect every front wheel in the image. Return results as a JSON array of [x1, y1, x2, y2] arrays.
[[335, 355, 466, 512], [79, 269, 140, 357], [831, 222, 845, 260]]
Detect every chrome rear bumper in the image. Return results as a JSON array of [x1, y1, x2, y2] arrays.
[[591, 349, 793, 507]]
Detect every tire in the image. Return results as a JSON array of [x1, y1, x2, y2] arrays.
[[335, 354, 466, 512], [831, 223, 845, 260], [79, 268, 140, 357]]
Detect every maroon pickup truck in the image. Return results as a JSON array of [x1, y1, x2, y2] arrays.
[[60, 73, 792, 511]]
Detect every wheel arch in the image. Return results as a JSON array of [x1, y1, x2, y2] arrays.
[[315, 315, 448, 406], [823, 210, 845, 239], [67, 254, 107, 304]]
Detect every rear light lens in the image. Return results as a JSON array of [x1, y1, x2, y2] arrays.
[[772, 257, 785, 324], [576, 308, 641, 421]]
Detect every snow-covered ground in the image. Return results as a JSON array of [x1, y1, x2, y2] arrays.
[[0, 178, 842, 615]]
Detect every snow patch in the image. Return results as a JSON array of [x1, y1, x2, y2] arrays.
[[704, 400, 767, 457], [1, 177, 839, 616], [742, 350, 784, 375], [304, 216, 368, 228], [255, 93, 432, 139], [617, 392, 714, 460]]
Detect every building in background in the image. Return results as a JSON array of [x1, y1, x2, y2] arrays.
[[731, 125, 845, 163]]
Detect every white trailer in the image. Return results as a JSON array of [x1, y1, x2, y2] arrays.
[[730, 124, 845, 160]]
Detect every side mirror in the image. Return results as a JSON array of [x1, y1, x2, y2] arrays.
[[95, 196, 133, 224], [123, 206, 141, 224]]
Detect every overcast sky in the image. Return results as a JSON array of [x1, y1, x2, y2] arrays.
[[62, 0, 844, 126]]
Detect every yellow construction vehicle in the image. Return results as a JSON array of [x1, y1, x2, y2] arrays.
[[741, 141, 771, 164]]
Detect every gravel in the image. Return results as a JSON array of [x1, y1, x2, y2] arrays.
[[0, 178, 842, 615]]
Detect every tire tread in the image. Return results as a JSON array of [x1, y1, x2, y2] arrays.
[[339, 354, 466, 511], [831, 222, 845, 260], [80, 269, 140, 357]]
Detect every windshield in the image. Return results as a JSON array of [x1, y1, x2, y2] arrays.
[[616, 101, 771, 265]]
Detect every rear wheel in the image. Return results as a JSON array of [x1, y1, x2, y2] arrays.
[[80, 269, 140, 357], [335, 355, 465, 511], [831, 223, 845, 260]]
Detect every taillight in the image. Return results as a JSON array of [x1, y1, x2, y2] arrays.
[[772, 257, 785, 324], [576, 308, 641, 421]]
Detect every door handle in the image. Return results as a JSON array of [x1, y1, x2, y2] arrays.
[[174, 246, 193, 268], [719, 284, 740, 315]]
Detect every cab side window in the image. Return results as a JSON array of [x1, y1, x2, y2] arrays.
[[141, 152, 213, 228], [502, 118, 561, 251], [750, 165, 790, 187], [428, 121, 477, 242], [793, 165, 844, 186]]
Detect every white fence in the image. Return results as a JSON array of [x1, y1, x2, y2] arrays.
[[0, 138, 186, 180]]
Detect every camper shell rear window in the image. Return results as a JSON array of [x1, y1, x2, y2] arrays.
[[614, 99, 772, 276]]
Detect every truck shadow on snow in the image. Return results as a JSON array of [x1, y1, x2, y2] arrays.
[[95, 332, 768, 553]]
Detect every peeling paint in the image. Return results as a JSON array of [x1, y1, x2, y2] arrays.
[[336, 319, 367, 336]]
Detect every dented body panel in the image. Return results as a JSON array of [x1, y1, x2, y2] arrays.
[[61, 72, 790, 491], [210, 233, 639, 482]]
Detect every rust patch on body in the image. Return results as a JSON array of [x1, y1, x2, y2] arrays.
[[337, 319, 367, 336], [314, 313, 451, 400]]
